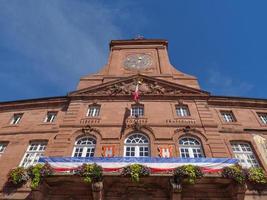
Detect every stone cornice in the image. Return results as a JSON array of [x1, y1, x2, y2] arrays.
[[109, 39, 168, 49], [208, 95, 267, 108], [0, 96, 68, 111]]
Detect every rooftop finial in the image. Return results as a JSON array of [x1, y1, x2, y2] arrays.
[[134, 34, 145, 40]]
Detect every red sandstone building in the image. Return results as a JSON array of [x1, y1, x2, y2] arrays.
[[0, 39, 267, 200]]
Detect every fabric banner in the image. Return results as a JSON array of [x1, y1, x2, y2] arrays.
[[39, 157, 238, 173]]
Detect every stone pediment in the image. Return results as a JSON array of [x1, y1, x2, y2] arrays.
[[69, 74, 209, 97]]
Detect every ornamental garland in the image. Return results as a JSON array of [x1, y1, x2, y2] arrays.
[[7, 163, 53, 189], [121, 164, 150, 182], [8, 167, 29, 186], [27, 163, 54, 189], [7, 162, 267, 189], [245, 167, 267, 185], [75, 163, 103, 184], [173, 165, 204, 184], [221, 164, 246, 184]]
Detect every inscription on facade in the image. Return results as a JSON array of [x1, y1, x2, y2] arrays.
[[126, 118, 148, 125], [166, 119, 196, 125]]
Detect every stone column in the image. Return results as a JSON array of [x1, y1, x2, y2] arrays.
[[91, 181, 103, 200], [230, 184, 246, 200], [26, 183, 48, 200], [170, 179, 182, 200]]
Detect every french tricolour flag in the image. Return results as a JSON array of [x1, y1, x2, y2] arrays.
[[39, 157, 238, 173], [132, 82, 140, 102]]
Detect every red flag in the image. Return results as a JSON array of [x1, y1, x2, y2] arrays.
[[132, 83, 140, 102]]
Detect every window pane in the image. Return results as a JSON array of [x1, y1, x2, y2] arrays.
[[179, 137, 204, 158], [231, 142, 259, 168], [221, 111, 236, 122], [124, 134, 149, 157], [0, 143, 7, 157], [176, 106, 190, 117], [45, 111, 57, 123], [73, 137, 96, 158], [131, 106, 144, 117], [10, 113, 23, 125], [21, 142, 47, 167], [258, 113, 267, 124], [87, 106, 100, 117]]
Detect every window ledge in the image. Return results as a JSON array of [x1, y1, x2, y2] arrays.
[[221, 122, 241, 126], [38, 122, 58, 126], [80, 118, 101, 125], [259, 123, 267, 127], [3, 124, 20, 128], [174, 116, 193, 120]]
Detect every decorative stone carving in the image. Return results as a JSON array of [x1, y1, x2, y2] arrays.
[[174, 126, 197, 134], [73, 76, 205, 97], [82, 125, 100, 135]]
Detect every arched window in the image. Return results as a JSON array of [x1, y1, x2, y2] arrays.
[[231, 142, 259, 168], [72, 137, 96, 157], [124, 133, 149, 157], [179, 137, 204, 158]]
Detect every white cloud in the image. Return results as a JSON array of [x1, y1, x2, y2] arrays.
[[0, 0, 128, 94]]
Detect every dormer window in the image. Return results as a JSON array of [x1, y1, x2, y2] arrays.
[[10, 113, 23, 125], [44, 111, 57, 123], [176, 105, 190, 117], [87, 105, 100, 117], [131, 104, 144, 117], [220, 111, 236, 123]]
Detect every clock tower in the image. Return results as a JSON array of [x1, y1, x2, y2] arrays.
[[77, 38, 200, 90]]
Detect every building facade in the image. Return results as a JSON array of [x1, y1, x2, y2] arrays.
[[0, 39, 267, 200]]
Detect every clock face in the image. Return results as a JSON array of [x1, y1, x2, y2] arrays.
[[123, 54, 152, 70]]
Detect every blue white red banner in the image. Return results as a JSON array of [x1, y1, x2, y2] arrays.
[[39, 157, 238, 173]]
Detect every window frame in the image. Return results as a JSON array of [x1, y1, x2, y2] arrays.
[[10, 113, 23, 125], [179, 137, 205, 158], [220, 110, 237, 123], [124, 133, 150, 157], [44, 111, 57, 123], [175, 105, 190, 117], [0, 142, 8, 157], [130, 104, 144, 117], [257, 112, 267, 125], [87, 104, 101, 117], [230, 141, 259, 168], [72, 136, 96, 158], [20, 141, 47, 167]]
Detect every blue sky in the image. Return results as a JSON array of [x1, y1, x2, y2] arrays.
[[0, 0, 267, 101]]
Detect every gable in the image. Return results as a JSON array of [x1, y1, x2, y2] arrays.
[[69, 74, 209, 97]]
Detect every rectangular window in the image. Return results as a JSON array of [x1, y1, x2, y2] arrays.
[[131, 105, 144, 117], [220, 111, 236, 122], [258, 113, 267, 124], [0, 142, 7, 157], [20, 142, 47, 167], [176, 106, 190, 117], [87, 105, 100, 117], [10, 113, 23, 125], [44, 111, 57, 123], [231, 142, 259, 168]]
